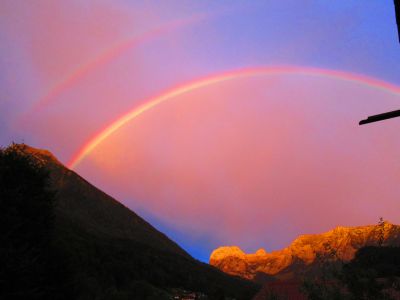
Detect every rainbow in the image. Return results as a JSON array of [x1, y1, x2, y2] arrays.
[[25, 13, 210, 116], [68, 66, 400, 169]]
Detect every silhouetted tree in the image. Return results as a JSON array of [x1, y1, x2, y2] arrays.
[[301, 241, 345, 300], [302, 244, 400, 299], [378, 217, 386, 247]]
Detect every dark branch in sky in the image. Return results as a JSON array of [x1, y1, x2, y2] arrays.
[[359, 2, 400, 126], [359, 110, 400, 125]]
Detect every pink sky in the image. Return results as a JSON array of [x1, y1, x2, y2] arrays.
[[2, 0, 400, 261], [74, 74, 400, 254]]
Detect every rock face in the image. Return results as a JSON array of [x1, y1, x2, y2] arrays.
[[210, 223, 400, 281]]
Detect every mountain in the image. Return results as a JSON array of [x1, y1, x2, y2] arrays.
[[5, 144, 258, 299], [210, 223, 400, 282], [23, 144, 188, 257]]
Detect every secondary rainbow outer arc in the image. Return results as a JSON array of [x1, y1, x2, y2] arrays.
[[68, 66, 400, 169], [27, 13, 210, 116]]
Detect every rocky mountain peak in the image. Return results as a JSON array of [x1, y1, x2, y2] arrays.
[[210, 246, 246, 260], [210, 223, 400, 282]]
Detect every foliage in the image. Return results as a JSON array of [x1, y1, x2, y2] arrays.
[[340, 246, 400, 300], [301, 241, 347, 300], [301, 217, 400, 300], [302, 245, 400, 300]]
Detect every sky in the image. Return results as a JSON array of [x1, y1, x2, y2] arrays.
[[1, 0, 400, 262]]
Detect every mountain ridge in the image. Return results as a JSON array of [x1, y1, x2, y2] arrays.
[[210, 222, 400, 281]]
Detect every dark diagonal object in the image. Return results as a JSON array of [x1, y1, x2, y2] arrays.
[[359, 109, 400, 125], [395, 0, 400, 42]]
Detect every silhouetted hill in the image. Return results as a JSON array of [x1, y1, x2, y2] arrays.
[[5, 144, 258, 299], [22, 144, 188, 257]]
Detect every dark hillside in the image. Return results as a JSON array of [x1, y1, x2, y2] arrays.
[[1, 144, 258, 299]]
